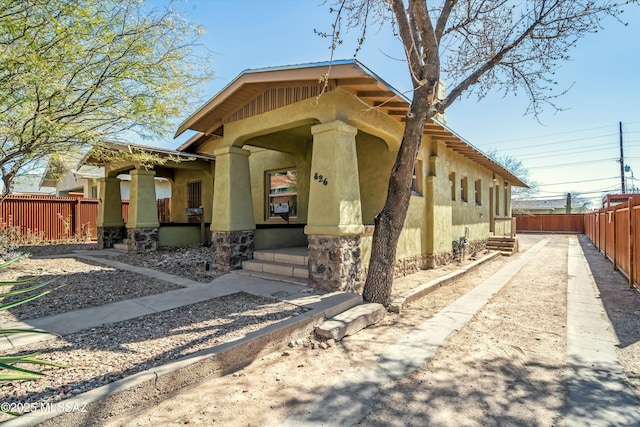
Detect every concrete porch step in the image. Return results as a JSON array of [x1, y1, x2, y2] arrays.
[[315, 303, 386, 341], [487, 236, 519, 256], [242, 259, 309, 279], [232, 269, 309, 287], [112, 242, 128, 252], [253, 248, 308, 266]]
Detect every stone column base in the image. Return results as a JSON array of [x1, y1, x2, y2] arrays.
[[211, 230, 254, 272], [127, 228, 158, 253], [308, 235, 363, 293], [97, 226, 125, 249]]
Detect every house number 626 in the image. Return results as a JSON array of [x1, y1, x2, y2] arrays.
[[314, 172, 328, 186]]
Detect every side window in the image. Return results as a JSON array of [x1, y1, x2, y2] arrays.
[[504, 183, 509, 215], [460, 176, 468, 203], [449, 172, 456, 201], [495, 182, 500, 216], [266, 168, 297, 220], [475, 179, 481, 206], [187, 180, 202, 223], [411, 159, 423, 196]]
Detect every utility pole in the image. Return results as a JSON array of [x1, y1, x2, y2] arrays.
[[620, 121, 626, 194]]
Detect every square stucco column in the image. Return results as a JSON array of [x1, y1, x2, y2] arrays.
[[306, 120, 364, 292], [96, 177, 124, 249], [210, 146, 255, 272], [126, 169, 159, 253]]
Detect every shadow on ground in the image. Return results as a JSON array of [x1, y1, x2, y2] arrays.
[[577, 235, 640, 349]]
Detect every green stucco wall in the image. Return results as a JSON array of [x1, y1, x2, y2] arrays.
[[171, 164, 214, 223], [158, 225, 211, 247], [246, 146, 311, 225]]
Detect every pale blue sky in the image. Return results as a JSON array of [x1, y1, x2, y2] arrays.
[[152, 0, 640, 206]]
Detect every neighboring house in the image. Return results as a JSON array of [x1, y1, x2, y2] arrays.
[[93, 60, 527, 293], [3, 174, 55, 195], [40, 153, 172, 200], [513, 196, 591, 214], [602, 194, 637, 208]]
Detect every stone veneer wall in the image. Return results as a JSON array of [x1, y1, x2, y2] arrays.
[[127, 228, 158, 253], [422, 238, 488, 270], [308, 235, 363, 293], [97, 226, 125, 249], [210, 230, 254, 273]]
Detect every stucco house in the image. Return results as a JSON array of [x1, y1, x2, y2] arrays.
[[94, 60, 526, 293], [40, 150, 172, 200]]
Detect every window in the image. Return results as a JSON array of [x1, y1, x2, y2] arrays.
[[475, 179, 482, 206], [91, 186, 98, 198], [504, 182, 509, 215], [495, 181, 500, 216], [460, 176, 468, 202], [411, 159, 423, 196], [266, 168, 297, 220], [187, 180, 202, 223], [449, 172, 456, 201]]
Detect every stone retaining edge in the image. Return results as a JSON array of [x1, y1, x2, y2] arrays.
[[389, 251, 501, 313]]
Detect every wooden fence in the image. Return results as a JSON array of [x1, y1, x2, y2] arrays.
[[1, 195, 169, 242], [584, 195, 640, 288], [514, 214, 585, 233]]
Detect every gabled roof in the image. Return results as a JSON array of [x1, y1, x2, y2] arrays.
[[176, 59, 528, 187], [513, 198, 591, 211], [80, 139, 215, 168]]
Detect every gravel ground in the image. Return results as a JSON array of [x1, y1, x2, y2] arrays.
[[0, 292, 305, 420], [107, 244, 220, 283], [0, 257, 184, 322]]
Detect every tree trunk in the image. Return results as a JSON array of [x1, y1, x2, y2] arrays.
[[362, 85, 434, 306]]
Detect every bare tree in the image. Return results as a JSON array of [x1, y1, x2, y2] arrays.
[[321, 0, 631, 305], [487, 149, 539, 199]]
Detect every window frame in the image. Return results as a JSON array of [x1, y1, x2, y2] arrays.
[[411, 159, 424, 197], [265, 167, 298, 222], [460, 176, 468, 203]]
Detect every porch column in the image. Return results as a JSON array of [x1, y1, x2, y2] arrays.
[[210, 146, 255, 272], [306, 120, 364, 293], [126, 169, 159, 253], [96, 177, 124, 249]]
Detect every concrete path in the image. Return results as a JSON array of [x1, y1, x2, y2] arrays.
[[279, 238, 550, 426], [566, 237, 640, 426]]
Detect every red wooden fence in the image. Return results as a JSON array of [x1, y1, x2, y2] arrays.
[[584, 195, 640, 288], [1, 195, 169, 242], [514, 214, 585, 233]]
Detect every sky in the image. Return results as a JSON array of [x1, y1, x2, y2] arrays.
[[148, 0, 640, 208]]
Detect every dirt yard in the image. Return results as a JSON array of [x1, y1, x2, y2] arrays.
[[3, 235, 639, 426], [103, 234, 628, 427]]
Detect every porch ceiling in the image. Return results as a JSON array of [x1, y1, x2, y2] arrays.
[[176, 59, 528, 188]]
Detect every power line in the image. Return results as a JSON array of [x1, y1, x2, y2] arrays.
[[537, 176, 619, 186], [483, 121, 640, 145], [527, 158, 617, 169]]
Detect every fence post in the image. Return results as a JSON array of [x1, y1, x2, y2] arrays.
[[629, 198, 635, 289], [74, 198, 81, 238], [613, 209, 618, 271]]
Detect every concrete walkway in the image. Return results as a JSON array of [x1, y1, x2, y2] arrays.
[[566, 237, 640, 426]]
